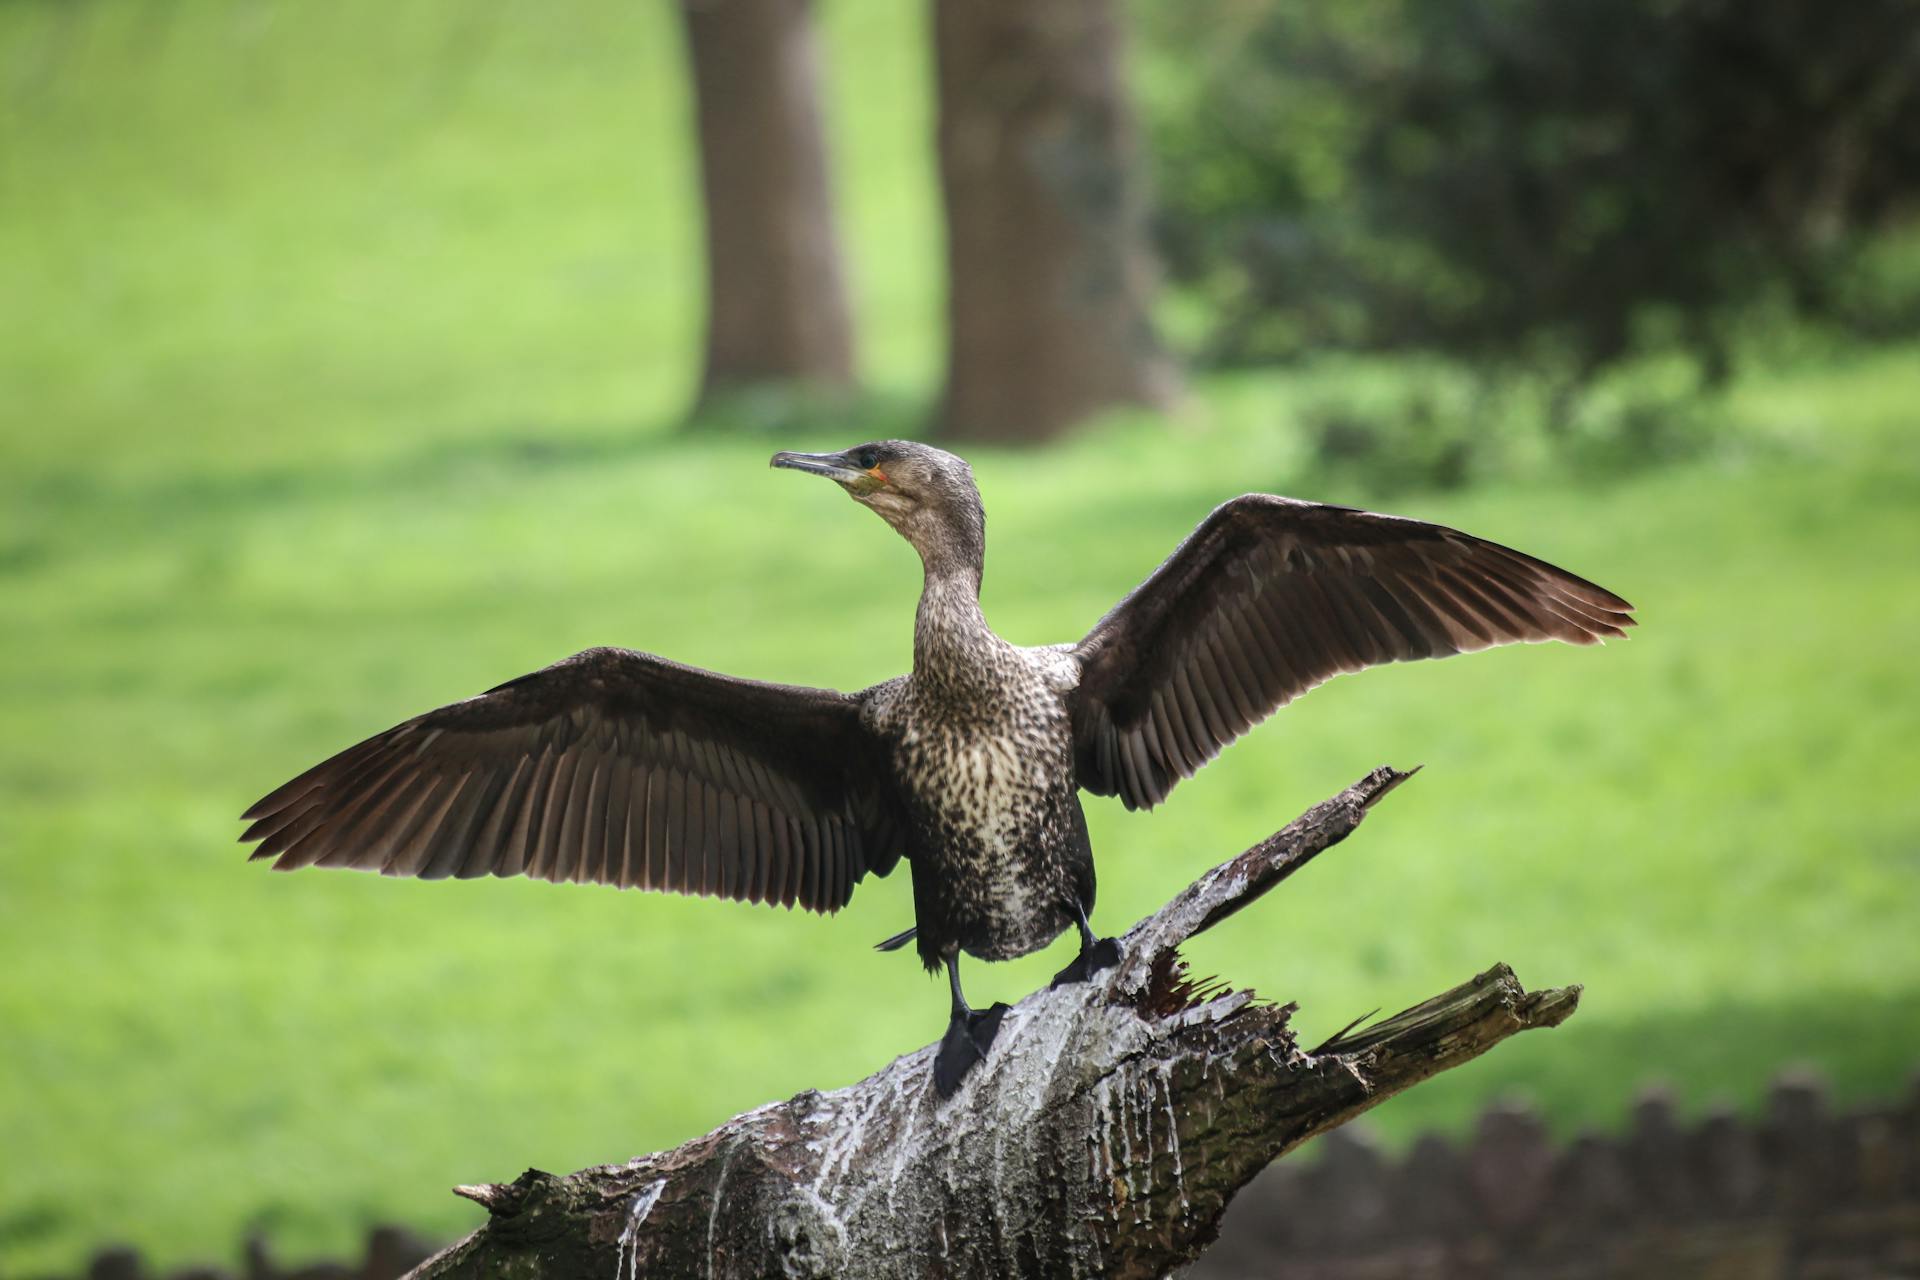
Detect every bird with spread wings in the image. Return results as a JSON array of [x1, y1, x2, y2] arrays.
[[243, 441, 1632, 1093]]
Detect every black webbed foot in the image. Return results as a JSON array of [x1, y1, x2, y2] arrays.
[[1050, 935, 1122, 988], [932, 1002, 1008, 1098]]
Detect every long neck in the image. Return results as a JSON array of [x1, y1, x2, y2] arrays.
[[912, 535, 997, 690]]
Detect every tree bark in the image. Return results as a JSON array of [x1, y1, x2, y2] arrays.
[[680, 0, 856, 413], [931, 0, 1181, 443], [409, 768, 1579, 1280]]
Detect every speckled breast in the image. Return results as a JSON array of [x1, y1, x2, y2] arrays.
[[885, 658, 1093, 962]]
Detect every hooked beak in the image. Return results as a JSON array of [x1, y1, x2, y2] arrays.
[[770, 450, 879, 492], [770, 449, 858, 480]]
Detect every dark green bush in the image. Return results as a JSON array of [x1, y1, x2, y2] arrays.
[[1145, 0, 1920, 386]]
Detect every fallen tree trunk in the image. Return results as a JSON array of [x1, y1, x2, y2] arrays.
[[410, 767, 1580, 1280]]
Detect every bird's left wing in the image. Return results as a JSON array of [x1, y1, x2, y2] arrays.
[[240, 647, 907, 913], [1068, 495, 1635, 810]]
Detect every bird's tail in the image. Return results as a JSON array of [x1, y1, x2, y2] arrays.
[[874, 926, 918, 952]]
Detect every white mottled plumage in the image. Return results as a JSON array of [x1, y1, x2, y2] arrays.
[[864, 576, 1089, 967]]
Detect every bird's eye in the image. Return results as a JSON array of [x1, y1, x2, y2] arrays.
[[854, 449, 878, 470]]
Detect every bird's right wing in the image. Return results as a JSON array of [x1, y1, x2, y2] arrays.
[[240, 647, 908, 913], [1068, 495, 1635, 810]]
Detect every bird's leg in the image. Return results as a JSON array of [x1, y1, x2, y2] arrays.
[[932, 952, 1008, 1098], [1049, 899, 1122, 988]]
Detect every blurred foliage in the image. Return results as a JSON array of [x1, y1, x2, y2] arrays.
[[1144, 0, 1920, 395], [1275, 355, 1730, 497]]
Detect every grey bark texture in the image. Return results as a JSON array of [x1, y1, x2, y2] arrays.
[[680, 0, 856, 411], [932, 0, 1181, 442], [409, 767, 1580, 1280]]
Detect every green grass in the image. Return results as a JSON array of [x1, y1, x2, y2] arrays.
[[4, 0, 1920, 1273]]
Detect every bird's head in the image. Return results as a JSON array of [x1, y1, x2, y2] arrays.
[[772, 440, 986, 580]]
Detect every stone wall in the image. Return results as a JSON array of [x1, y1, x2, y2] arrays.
[[1191, 1069, 1920, 1279], [56, 1227, 433, 1280]]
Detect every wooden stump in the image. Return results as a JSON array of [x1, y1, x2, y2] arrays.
[[412, 768, 1579, 1280]]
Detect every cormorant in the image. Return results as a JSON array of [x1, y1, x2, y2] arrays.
[[241, 441, 1634, 1095]]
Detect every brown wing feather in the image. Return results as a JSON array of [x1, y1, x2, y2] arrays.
[[1070, 495, 1635, 810], [240, 648, 908, 913]]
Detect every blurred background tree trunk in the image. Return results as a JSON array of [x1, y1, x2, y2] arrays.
[[931, 0, 1180, 443], [680, 0, 855, 414]]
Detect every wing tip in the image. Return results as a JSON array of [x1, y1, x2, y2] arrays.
[[239, 794, 283, 823]]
